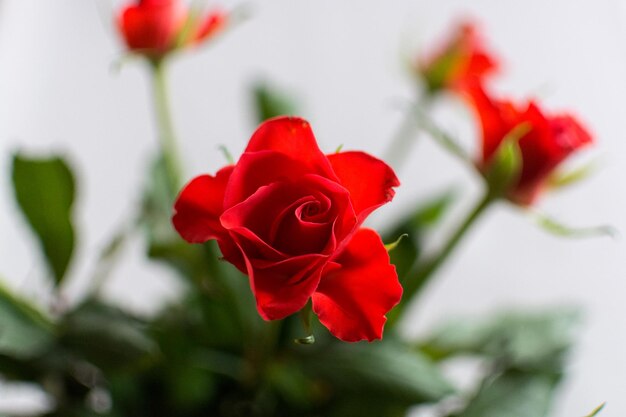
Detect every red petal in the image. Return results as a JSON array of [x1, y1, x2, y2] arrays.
[[327, 151, 399, 222], [118, 1, 183, 53], [461, 82, 520, 164], [194, 10, 227, 43], [224, 148, 337, 209], [510, 109, 593, 205], [312, 228, 402, 342], [221, 175, 355, 257], [243, 252, 328, 320], [244, 117, 336, 178], [172, 166, 233, 243]]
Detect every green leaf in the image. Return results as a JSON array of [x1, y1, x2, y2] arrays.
[[60, 301, 158, 372], [384, 189, 457, 280], [483, 123, 528, 197], [0, 282, 54, 359], [547, 160, 598, 190], [12, 153, 76, 285], [455, 371, 561, 417], [217, 144, 235, 165], [421, 308, 580, 371], [530, 211, 617, 239], [252, 81, 298, 123], [302, 341, 454, 405], [409, 189, 458, 228], [266, 360, 318, 407]]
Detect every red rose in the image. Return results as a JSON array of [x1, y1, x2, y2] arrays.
[[173, 117, 402, 342], [464, 83, 593, 205], [418, 21, 499, 94], [118, 0, 226, 58]]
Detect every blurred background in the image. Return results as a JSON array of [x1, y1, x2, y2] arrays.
[[0, 0, 623, 415]]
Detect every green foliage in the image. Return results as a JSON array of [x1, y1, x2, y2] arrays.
[[384, 189, 457, 280], [11, 153, 76, 285], [252, 81, 298, 123], [421, 308, 579, 371], [0, 282, 54, 359], [302, 340, 455, 407], [530, 211, 616, 239], [420, 309, 580, 417], [547, 160, 598, 190], [453, 371, 561, 417], [59, 301, 158, 372]]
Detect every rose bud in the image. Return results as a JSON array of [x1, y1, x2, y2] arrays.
[[464, 83, 593, 205], [417, 21, 499, 94], [172, 117, 403, 342], [117, 0, 226, 59]]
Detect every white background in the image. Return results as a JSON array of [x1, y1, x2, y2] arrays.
[[0, 0, 624, 415]]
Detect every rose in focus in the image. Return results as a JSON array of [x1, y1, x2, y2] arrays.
[[118, 0, 226, 58], [465, 83, 593, 205], [417, 21, 499, 94], [173, 117, 402, 342]]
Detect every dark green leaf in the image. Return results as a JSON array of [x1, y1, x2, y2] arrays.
[[0, 282, 54, 359], [252, 81, 298, 123], [384, 189, 457, 280], [302, 341, 454, 405], [455, 371, 560, 417], [421, 308, 579, 371], [266, 360, 318, 407], [409, 189, 458, 228], [12, 153, 76, 285], [60, 301, 158, 372]]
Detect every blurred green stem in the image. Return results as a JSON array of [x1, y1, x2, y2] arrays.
[[151, 58, 183, 198], [391, 191, 495, 326], [384, 94, 431, 170]]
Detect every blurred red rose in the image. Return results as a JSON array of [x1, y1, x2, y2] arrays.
[[172, 117, 402, 342], [418, 21, 499, 94], [465, 83, 593, 205], [118, 0, 226, 58]]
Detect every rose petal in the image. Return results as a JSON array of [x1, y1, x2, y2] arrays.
[[312, 228, 402, 342], [119, 1, 183, 52], [244, 117, 336, 178], [193, 10, 227, 43], [327, 151, 399, 222], [511, 109, 593, 204], [243, 253, 328, 320], [172, 166, 233, 243], [461, 82, 519, 163], [224, 151, 312, 208], [221, 175, 355, 256]]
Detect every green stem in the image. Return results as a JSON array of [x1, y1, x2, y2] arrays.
[[390, 191, 495, 326], [294, 301, 315, 345], [383, 94, 431, 170], [150, 58, 182, 198]]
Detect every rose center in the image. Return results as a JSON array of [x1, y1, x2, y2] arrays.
[[298, 200, 324, 222]]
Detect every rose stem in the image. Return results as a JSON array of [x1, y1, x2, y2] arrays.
[[150, 57, 183, 199], [390, 191, 495, 326], [383, 94, 432, 171]]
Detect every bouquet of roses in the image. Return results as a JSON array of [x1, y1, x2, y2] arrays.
[[0, 1, 609, 416]]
